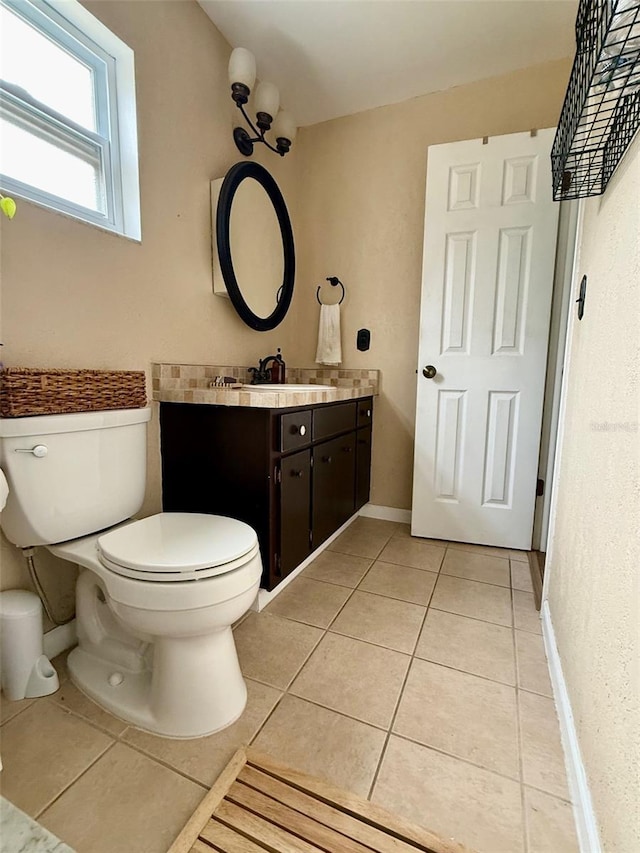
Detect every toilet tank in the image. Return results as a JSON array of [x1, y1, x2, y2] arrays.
[[0, 407, 151, 547]]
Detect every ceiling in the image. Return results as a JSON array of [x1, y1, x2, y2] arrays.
[[199, 0, 578, 127]]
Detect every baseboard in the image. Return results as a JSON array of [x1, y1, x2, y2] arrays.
[[43, 619, 77, 660], [541, 601, 602, 852], [254, 512, 360, 611], [358, 503, 411, 524]]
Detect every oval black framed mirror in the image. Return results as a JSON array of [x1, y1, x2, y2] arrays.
[[216, 161, 295, 332]]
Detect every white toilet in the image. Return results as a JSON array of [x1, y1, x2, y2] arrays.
[[0, 407, 262, 738]]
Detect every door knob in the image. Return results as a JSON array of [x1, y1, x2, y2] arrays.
[[422, 365, 437, 379]]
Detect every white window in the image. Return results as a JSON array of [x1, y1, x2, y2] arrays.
[[0, 0, 140, 239]]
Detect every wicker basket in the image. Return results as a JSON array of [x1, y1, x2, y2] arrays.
[[0, 368, 147, 418]]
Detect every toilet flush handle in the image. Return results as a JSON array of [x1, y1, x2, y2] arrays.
[[14, 445, 48, 458]]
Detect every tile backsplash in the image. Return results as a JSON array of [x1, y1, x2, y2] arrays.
[[152, 363, 379, 393]]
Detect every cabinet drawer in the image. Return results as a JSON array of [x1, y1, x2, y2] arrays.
[[313, 401, 356, 442], [356, 398, 373, 428], [280, 410, 312, 452]]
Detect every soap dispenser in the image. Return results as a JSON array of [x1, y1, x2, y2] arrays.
[[270, 348, 286, 383]]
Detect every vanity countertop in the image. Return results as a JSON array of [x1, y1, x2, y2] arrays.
[[0, 797, 75, 853], [152, 364, 379, 408]]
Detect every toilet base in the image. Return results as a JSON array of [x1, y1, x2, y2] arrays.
[[68, 626, 248, 738]]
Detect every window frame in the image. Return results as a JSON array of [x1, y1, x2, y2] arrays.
[[0, 0, 141, 240]]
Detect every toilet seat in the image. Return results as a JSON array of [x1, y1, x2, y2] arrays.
[[97, 512, 259, 583]]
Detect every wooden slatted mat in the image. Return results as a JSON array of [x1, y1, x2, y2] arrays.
[[168, 748, 476, 853]]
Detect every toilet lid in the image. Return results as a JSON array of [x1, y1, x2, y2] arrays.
[[97, 513, 258, 577]]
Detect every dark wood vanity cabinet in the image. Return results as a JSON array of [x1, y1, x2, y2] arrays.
[[160, 397, 373, 590]]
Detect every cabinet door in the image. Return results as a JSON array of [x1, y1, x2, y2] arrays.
[[280, 449, 312, 578], [355, 427, 372, 511], [312, 433, 356, 548]]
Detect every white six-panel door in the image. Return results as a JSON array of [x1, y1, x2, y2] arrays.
[[411, 129, 559, 549]]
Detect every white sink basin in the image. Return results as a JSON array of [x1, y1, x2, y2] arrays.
[[242, 384, 333, 392]]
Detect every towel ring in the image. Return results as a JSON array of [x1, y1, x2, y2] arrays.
[[316, 276, 345, 305]]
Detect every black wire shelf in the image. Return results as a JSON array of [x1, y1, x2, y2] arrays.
[[552, 0, 640, 200]]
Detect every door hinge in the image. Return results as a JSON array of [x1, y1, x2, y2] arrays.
[[309, 530, 313, 548], [275, 465, 282, 484], [275, 553, 282, 576], [536, 478, 545, 497]]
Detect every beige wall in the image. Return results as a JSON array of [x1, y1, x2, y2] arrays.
[[546, 133, 640, 851], [0, 0, 300, 614], [292, 57, 571, 509], [0, 4, 570, 619]]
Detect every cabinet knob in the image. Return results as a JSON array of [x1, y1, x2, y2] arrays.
[[291, 423, 306, 436], [342, 445, 353, 453], [322, 455, 332, 464], [291, 469, 304, 478]]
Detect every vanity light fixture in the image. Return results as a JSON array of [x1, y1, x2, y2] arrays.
[[228, 47, 297, 157]]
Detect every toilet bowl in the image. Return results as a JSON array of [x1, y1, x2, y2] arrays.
[[0, 408, 263, 738]]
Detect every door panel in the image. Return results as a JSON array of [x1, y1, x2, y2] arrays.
[[412, 129, 559, 549]]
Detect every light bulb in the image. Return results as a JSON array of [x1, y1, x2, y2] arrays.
[[254, 81, 280, 123], [272, 110, 297, 145], [228, 47, 256, 90]]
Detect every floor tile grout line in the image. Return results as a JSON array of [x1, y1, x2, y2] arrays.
[[0, 701, 35, 728], [520, 782, 575, 806], [389, 729, 575, 803], [34, 739, 117, 820], [429, 604, 512, 630], [253, 574, 360, 724], [441, 566, 512, 587], [276, 690, 390, 734], [266, 534, 558, 829], [327, 625, 421, 656], [266, 596, 551, 694], [373, 558, 444, 576], [412, 653, 517, 689], [327, 529, 395, 563], [389, 730, 525, 788], [249, 684, 292, 748], [110, 736, 209, 791], [321, 574, 359, 633], [40, 697, 212, 793], [365, 561, 441, 801], [250, 548, 392, 748], [352, 583, 436, 608], [46, 698, 129, 741], [510, 579, 531, 853]]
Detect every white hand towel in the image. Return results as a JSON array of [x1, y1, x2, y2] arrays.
[[315, 303, 342, 365]]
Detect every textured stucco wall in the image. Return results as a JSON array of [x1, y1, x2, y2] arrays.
[[546, 132, 640, 851]]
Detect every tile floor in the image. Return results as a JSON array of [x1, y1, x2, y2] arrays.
[[0, 518, 579, 853]]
